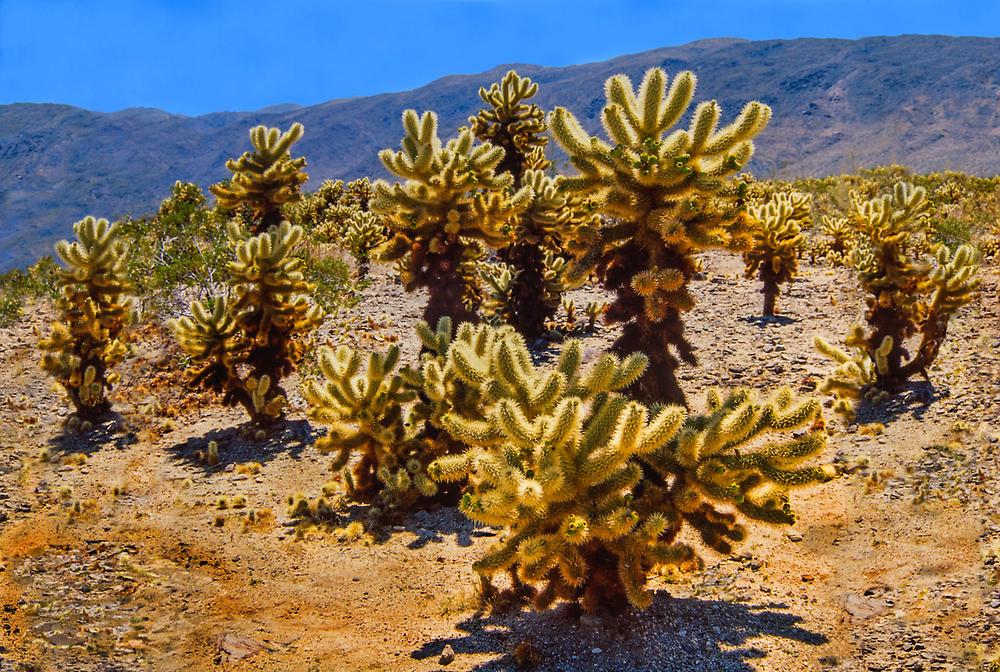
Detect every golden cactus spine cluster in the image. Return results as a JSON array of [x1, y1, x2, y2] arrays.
[[550, 67, 771, 405], [743, 192, 810, 315], [39, 217, 136, 423], [373, 110, 531, 327], [210, 123, 309, 233]]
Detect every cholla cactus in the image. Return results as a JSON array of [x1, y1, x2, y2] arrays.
[[550, 67, 770, 405], [428, 327, 830, 612], [211, 123, 308, 233], [470, 72, 595, 337], [374, 110, 531, 327], [815, 183, 980, 411], [343, 210, 389, 277], [469, 70, 550, 183], [171, 219, 323, 426], [479, 263, 519, 326], [980, 221, 1000, 260], [743, 192, 810, 315], [813, 325, 887, 418], [39, 217, 135, 422], [820, 215, 855, 263], [500, 171, 597, 336], [304, 344, 445, 509]]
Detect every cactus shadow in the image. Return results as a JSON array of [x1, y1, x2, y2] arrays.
[[46, 413, 139, 456], [164, 419, 316, 472], [853, 380, 937, 426], [398, 507, 480, 549], [742, 314, 800, 327], [411, 593, 828, 671]]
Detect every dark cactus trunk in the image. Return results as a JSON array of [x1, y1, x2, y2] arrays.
[[422, 248, 479, 332], [602, 241, 697, 408], [760, 269, 780, 316], [500, 241, 551, 338]]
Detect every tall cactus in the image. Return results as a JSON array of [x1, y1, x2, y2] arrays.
[[470, 71, 595, 337], [373, 110, 531, 328], [743, 192, 810, 315], [550, 67, 771, 405], [815, 183, 980, 412], [427, 326, 831, 612], [171, 124, 322, 427], [39, 217, 135, 422], [210, 123, 308, 234]]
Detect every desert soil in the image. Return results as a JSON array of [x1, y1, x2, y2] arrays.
[[1, 251, 998, 672]]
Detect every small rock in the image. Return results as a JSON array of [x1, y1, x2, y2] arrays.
[[591, 647, 603, 654], [440, 644, 455, 665], [843, 593, 888, 620], [215, 632, 265, 662], [786, 530, 803, 542]]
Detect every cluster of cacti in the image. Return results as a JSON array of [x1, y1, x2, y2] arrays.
[[306, 318, 541, 510], [981, 221, 1000, 260], [551, 67, 771, 405], [286, 177, 389, 276], [170, 124, 323, 426], [469, 71, 594, 336], [373, 110, 531, 327], [39, 217, 136, 423], [815, 183, 980, 413], [210, 123, 309, 233], [424, 325, 831, 612], [743, 192, 810, 315], [26, 59, 996, 629]]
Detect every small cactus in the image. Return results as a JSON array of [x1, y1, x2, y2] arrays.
[[743, 192, 810, 316], [39, 217, 136, 421]]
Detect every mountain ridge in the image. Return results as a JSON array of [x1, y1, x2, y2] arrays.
[[2, 34, 999, 270]]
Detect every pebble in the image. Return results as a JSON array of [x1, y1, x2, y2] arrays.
[[439, 644, 455, 665]]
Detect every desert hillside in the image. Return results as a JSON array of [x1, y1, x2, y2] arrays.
[[3, 35, 1000, 269]]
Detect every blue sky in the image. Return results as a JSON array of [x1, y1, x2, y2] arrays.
[[1, 0, 998, 115]]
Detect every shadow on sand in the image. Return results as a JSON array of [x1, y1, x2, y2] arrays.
[[164, 418, 316, 473], [412, 593, 828, 671], [46, 412, 138, 456]]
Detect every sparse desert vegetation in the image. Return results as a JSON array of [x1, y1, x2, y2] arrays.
[[1, 59, 998, 672]]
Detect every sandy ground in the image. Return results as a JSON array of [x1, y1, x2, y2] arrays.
[[1, 251, 998, 672]]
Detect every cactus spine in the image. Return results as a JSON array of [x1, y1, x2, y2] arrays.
[[374, 110, 531, 328], [210, 123, 308, 234], [743, 192, 810, 315], [171, 124, 322, 426], [550, 67, 770, 405], [39, 217, 135, 421]]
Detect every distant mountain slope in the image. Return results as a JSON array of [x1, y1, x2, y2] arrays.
[[2, 35, 999, 270]]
